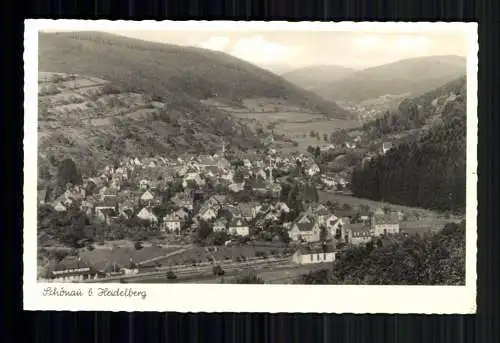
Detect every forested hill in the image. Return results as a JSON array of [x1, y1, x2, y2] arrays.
[[38, 32, 351, 118], [350, 77, 467, 212], [360, 76, 466, 139]]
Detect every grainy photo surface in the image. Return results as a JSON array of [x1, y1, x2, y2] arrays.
[[24, 20, 477, 313]]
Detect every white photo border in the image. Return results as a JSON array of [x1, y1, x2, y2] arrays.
[[23, 20, 478, 313]]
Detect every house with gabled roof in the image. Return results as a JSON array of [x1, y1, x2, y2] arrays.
[[161, 214, 182, 233], [229, 218, 250, 237], [140, 190, 155, 202], [345, 223, 372, 245], [289, 220, 321, 242], [197, 206, 218, 222], [370, 213, 400, 236], [213, 218, 228, 232], [137, 207, 158, 223]]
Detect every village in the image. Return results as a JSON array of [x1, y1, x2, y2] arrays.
[[37, 138, 455, 284]]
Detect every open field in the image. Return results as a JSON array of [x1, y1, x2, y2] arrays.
[[203, 97, 361, 153], [319, 191, 443, 217], [151, 243, 288, 266]]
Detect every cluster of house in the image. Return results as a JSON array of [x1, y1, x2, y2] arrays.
[[39, 150, 323, 234]]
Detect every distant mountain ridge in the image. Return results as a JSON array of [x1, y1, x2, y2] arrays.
[[315, 55, 466, 103], [281, 65, 356, 90]]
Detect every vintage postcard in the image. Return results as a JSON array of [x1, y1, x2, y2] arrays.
[[24, 20, 478, 313]]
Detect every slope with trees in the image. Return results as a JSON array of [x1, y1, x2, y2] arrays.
[[359, 75, 466, 140], [350, 77, 467, 212], [39, 32, 351, 118]]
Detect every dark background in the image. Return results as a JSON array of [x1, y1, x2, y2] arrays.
[[5, 0, 498, 342]]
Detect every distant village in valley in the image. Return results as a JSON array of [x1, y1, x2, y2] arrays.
[[37, 138, 458, 284]]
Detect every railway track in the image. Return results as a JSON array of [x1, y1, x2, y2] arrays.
[[126, 258, 292, 283], [83, 257, 291, 283]]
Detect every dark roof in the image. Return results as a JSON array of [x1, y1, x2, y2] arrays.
[[95, 198, 118, 208], [347, 223, 370, 233], [252, 179, 268, 189], [295, 221, 315, 232], [334, 209, 358, 218], [99, 208, 117, 217]]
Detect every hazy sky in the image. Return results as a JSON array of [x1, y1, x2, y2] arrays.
[[104, 30, 468, 71]]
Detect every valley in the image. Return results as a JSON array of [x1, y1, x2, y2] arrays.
[[35, 30, 469, 287]]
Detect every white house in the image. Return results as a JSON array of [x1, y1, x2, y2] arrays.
[[289, 221, 321, 242], [122, 259, 140, 275], [213, 219, 228, 232], [161, 215, 182, 232], [137, 207, 158, 223], [292, 247, 336, 265], [371, 213, 400, 236], [229, 219, 250, 236], [307, 164, 321, 176], [198, 207, 218, 221], [139, 179, 150, 189]]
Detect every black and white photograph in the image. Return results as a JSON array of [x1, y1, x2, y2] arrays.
[[24, 20, 477, 313]]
